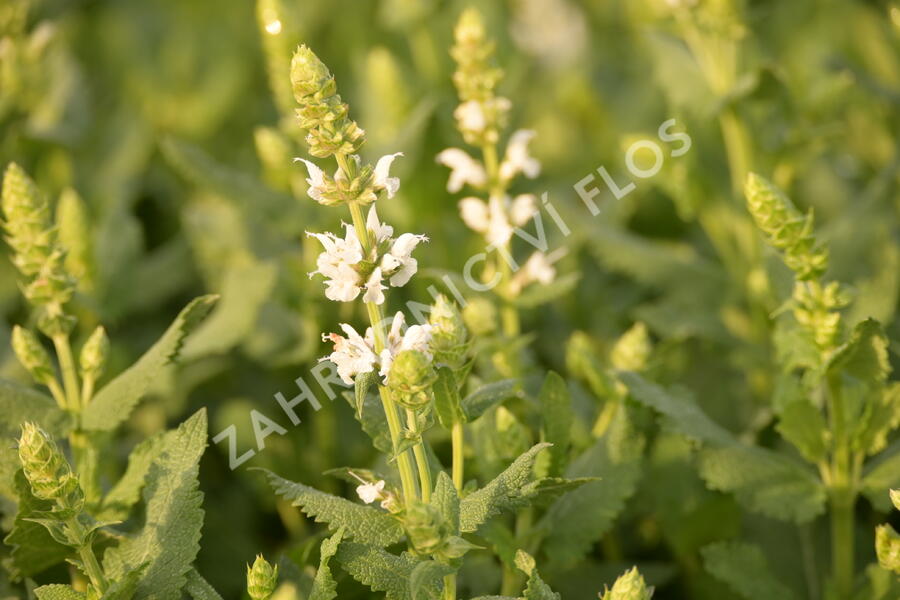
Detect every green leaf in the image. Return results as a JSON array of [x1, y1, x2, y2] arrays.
[[181, 262, 277, 359], [460, 443, 550, 533], [862, 441, 900, 510], [621, 371, 826, 523], [4, 471, 70, 578], [343, 390, 392, 454], [461, 380, 519, 422], [309, 528, 344, 600], [776, 400, 828, 463], [539, 372, 572, 477], [431, 472, 460, 536], [82, 296, 218, 431], [433, 367, 464, 429], [826, 318, 890, 382], [409, 561, 454, 600], [258, 469, 405, 547], [184, 570, 224, 600], [702, 541, 798, 600], [33, 586, 85, 600], [539, 409, 643, 570], [103, 410, 209, 599], [515, 550, 560, 600], [96, 430, 170, 521], [354, 370, 378, 419], [335, 543, 425, 600]]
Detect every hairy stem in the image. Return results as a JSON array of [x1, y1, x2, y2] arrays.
[[408, 409, 433, 503], [451, 421, 464, 491], [53, 334, 81, 412], [66, 517, 108, 593]]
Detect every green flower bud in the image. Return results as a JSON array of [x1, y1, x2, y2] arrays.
[[2, 162, 53, 278], [290, 45, 334, 102], [891, 488, 900, 511], [744, 173, 828, 281], [56, 188, 94, 291], [404, 501, 449, 556], [610, 323, 651, 372], [462, 297, 497, 337], [247, 555, 279, 600], [79, 325, 109, 381], [18, 422, 83, 509], [387, 349, 436, 410], [429, 295, 469, 369], [877, 524, 900, 575], [792, 280, 849, 352], [11, 325, 55, 384], [600, 567, 654, 600]]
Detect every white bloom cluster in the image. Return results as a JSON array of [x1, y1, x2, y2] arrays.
[[307, 206, 427, 304], [321, 312, 433, 385], [436, 129, 540, 194], [294, 153, 402, 206], [459, 193, 537, 246]]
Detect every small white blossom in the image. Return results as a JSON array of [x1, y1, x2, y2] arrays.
[[373, 152, 403, 198], [458, 194, 537, 246], [499, 130, 540, 182], [511, 251, 561, 294], [363, 267, 387, 305], [356, 479, 385, 504], [294, 158, 330, 204], [454, 100, 487, 133], [379, 312, 433, 379], [321, 324, 379, 385], [307, 228, 365, 302], [437, 148, 488, 193]]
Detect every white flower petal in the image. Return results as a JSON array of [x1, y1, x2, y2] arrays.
[[459, 197, 490, 233], [437, 148, 488, 193], [363, 267, 387, 305], [454, 100, 487, 133], [373, 152, 403, 198], [499, 130, 540, 182], [510, 194, 538, 227]]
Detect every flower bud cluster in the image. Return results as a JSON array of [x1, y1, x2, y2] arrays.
[[18, 422, 84, 511], [402, 500, 475, 562], [2, 163, 76, 335], [246, 555, 279, 600], [11, 325, 55, 385], [599, 567, 654, 600]]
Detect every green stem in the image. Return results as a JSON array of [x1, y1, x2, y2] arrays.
[[347, 198, 420, 504], [826, 370, 856, 598], [451, 421, 464, 491], [66, 517, 108, 593], [47, 378, 67, 411], [408, 409, 433, 503], [80, 374, 95, 408], [718, 108, 752, 197], [443, 573, 457, 600], [53, 334, 81, 412], [500, 508, 534, 595]]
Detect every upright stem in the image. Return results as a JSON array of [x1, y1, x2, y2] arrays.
[[827, 372, 856, 598], [347, 199, 420, 504], [53, 334, 81, 412], [451, 421, 464, 491], [409, 409, 432, 503], [66, 517, 108, 593]]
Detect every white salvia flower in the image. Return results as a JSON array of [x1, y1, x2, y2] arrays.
[[509, 194, 538, 227], [356, 480, 385, 504], [363, 267, 387, 305], [454, 100, 487, 133], [373, 152, 403, 198], [459, 194, 537, 247], [321, 324, 379, 385], [294, 158, 329, 204], [382, 233, 427, 286], [307, 228, 365, 302], [366, 205, 394, 244], [499, 130, 540, 182], [379, 312, 433, 379], [510, 250, 562, 294], [437, 148, 488, 193]]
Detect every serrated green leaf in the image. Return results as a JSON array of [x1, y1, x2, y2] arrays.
[[4, 471, 70, 578], [258, 469, 404, 547], [702, 541, 797, 600], [460, 443, 550, 533], [862, 442, 900, 511], [433, 367, 464, 429], [335, 543, 424, 600], [181, 261, 277, 359], [776, 400, 828, 463], [851, 383, 900, 457], [0, 379, 71, 438], [409, 561, 454, 600], [622, 371, 825, 523], [539, 409, 643, 570], [33, 585, 84, 600], [539, 372, 572, 477], [461, 380, 519, 422], [354, 370, 378, 419], [184, 569, 224, 600], [431, 472, 460, 536], [82, 296, 217, 431], [827, 318, 890, 382], [343, 390, 392, 454], [103, 410, 208, 599], [309, 528, 343, 600], [96, 430, 170, 522], [515, 550, 560, 600]]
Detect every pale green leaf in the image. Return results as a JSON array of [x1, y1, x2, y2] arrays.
[[335, 543, 423, 600], [433, 366, 464, 429], [539, 371, 572, 477], [96, 430, 170, 522], [409, 561, 454, 600], [184, 570, 224, 600], [258, 469, 405, 547], [33, 586, 84, 600], [515, 550, 560, 600], [702, 541, 797, 600], [4, 471, 70, 578], [431, 472, 460, 536], [354, 370, 378, 419], [309, 528, 344, 600], [827, 318, 890, 383], [103, 410, 208, 599], [776, 400, 828, 463], [461, 380, 519, 422], [862, 442, 900, 511], [82, 296, 217, 431], [460, 443, 550, 533], [0, 378, 71, 438]]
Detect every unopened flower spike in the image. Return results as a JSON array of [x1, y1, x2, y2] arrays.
[[599, 567, 654, 600], [11, 325, 55, 385], [79, 325, 109, 381], [18, 422, 84, 510], [247, 555, 279, 600]]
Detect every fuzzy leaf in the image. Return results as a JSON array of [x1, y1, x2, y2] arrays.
[[0, 379, 71, 438], [102, 410, 208, 599], [335, 543, 426, 600], [622, 371, 825, 523], [354, 370, 378, 419], [433, 367, 464, 429], [702, 541, 797, 600], [460, 443, 550, 533], [409, 561, 454, 600], [258, 469, 404, 547], [515, 551, 560, 600], [33, 586, 84, 600], [431, 472, 460, 535], [343, 390, 392, 454], [539, 409, 643, 569], [776, 400, 828, 463], [862, 442, 900, 510], [826, 318, 890, 383], [461, 380, 519, 422], [4, 471, 70, 578], [539, 372, 572, 477], [82, 296, 218, 431], [309, 528, 344, 600], [184, 570, 224, 600], [96, 429, 170, 521]]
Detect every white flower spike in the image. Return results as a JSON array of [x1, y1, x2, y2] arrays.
[[437, 148, 488, 193], [321, 324, 379, 385]]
